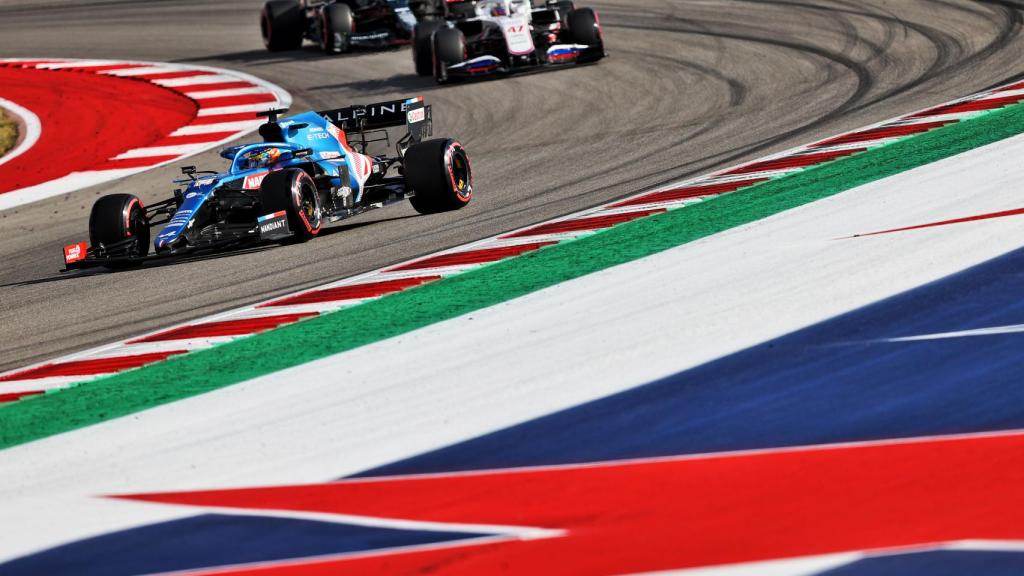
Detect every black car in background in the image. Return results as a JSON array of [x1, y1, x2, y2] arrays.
[[261, 0, 433, 54]]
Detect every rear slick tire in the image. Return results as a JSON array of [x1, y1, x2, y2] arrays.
[[261, 0, 304, 51], [405, 138, 473, 214]]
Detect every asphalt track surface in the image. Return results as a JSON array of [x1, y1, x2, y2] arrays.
[[1, 0, 1023, 372]]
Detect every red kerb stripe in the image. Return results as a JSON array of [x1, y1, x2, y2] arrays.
[[130, 313, 317, 343], [0, 351, 186, 381], [910, 94, 1024, 118], [390, 242, 556, 272], [0, 60, 63, 68], [814, 121, 951, 147], [611, 178, 769, 208], [0, 391, 44, 403], [260, 277, 444, 308], [723, 149, 863, 175], [995, 81, 1024, 92], [503, 209, 665, 239]]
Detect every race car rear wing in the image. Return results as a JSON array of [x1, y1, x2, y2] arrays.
[[318, 97, 432, 141]]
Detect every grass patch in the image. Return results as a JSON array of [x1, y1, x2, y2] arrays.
[[0, 109, 18, 157]]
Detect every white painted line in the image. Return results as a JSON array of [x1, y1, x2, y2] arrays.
[[636, 551, 861, 576], [0, 97, 41, 169], [883, 323, 1024, 342]]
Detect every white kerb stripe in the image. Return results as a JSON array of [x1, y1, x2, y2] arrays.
[[170, 121, 263, 136], [186, 87, 269, 99], [113, 143, 216, 160], [197, 103, 282, 116], [154, 74, 248, 87]]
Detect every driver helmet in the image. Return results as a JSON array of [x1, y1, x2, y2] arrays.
[[489, 0, 510, 16], [242, 146, 282, 170]]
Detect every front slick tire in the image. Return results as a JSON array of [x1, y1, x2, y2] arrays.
[[405, 138, 473, 214], [320, 3, 353, 54], [259, 169, 323, 242], [89, 193, 149, 269], [414, 20, 443, 76], [568, 7, 604, 61]]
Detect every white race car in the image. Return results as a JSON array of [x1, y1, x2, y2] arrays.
[[412, 0, 605, 83]]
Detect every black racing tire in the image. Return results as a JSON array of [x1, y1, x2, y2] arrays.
[[89, 193, 149, 268], [262, 0, 305, 52], [405, 138, 473, 214], [554, 1, 576, 27], [410, 0, 438, 19], [432, 27, 465, 84], [320, 2, 354, 54], [259, 169, 323, 242], [568, 7, 602, 47], [414, 20, 444, 76]]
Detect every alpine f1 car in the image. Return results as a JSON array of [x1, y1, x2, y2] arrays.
[[412, 0, 605, 83], [261, 0, 433, 53], [62, 97, 473, 271]]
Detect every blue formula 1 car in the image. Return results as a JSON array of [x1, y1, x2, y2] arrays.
[[62, 97, 473, 271]]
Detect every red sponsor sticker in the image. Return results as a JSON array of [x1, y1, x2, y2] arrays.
[[243, 171, 270, 190], [63, 242, 88, 264]]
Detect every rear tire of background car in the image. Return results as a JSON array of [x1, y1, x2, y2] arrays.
[[259, 169, 323, 242], [320, 3, 354, 54], [405, 138, 473, 214], [89, 193, 149, 269], [432, 27, 465, 84], [568, 8, 602, 46], [410, 0, 437, 19], [414, 21, 443, 76], [261, 0, 304, 52]]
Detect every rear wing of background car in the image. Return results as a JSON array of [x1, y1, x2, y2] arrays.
[[318, 97, 432, 142]]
